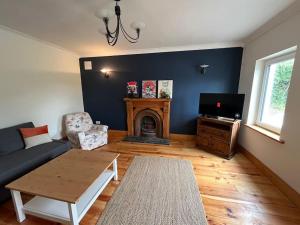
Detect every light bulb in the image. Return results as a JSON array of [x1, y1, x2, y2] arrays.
[[101, 68, 111, 73], [95, 9, 114, 19]]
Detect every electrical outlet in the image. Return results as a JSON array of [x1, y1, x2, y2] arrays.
[[95, 121, 101, 125]]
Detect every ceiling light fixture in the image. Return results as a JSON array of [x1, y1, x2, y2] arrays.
[[96, 0, 145, 46]]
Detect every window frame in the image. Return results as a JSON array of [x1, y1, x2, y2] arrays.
[[256, 52, 296, 134]]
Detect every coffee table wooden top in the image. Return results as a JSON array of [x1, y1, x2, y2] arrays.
[[6, 149, 119, 203]]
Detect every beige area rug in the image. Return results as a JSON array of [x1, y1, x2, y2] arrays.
[[97, 156, 208, 225]]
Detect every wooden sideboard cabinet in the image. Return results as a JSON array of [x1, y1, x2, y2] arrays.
[[196, 116, 241, 159]]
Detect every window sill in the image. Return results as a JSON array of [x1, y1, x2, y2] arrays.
[[244, 124, 285, 144]]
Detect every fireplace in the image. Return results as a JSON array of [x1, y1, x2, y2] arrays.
[[124, 98, 171, 138], [135, 109, 162, 138]]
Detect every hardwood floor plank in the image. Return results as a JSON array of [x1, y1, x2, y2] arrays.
[[0, 138, 299, 225]]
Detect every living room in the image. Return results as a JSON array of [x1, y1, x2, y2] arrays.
[[0, 0, 300, 224]]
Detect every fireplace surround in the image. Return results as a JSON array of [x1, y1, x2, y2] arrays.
[[124, 98, 171, 138]]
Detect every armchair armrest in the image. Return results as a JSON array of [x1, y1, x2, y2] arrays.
[[77, 131, 86, 141], [65, 130, 82, 148], [66, 130, 80, 136], [91, 124, 108, 132], [77, 130, 108, 150]]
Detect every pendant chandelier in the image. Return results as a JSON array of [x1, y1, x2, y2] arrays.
[[96, 0, 145, 46]]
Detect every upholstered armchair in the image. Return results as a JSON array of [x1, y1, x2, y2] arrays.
[[64, 112, 108, 150]]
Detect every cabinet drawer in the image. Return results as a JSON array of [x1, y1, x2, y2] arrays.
[[198, 126, 230, 141], [210, 137, 230, 154], [196, 135, 210, 147]]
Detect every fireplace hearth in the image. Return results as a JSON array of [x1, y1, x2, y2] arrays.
[[124, 98, 171, 139]]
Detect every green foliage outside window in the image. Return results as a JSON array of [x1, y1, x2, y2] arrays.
[[271, 60, 294, 111]]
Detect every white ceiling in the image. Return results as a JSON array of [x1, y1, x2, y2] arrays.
[[0, 0, 295, 56]]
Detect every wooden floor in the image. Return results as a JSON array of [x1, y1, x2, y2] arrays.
[[1, 137, 300, 225]]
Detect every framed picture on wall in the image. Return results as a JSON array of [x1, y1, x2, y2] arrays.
[[158, 80, 173, 98], [127, 81, 139, 98], [142, 80, 157, 98]]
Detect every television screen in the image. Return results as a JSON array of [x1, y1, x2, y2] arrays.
[[199, 93, 245, 119]]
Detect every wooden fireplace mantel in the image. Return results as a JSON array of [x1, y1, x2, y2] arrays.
[[124, 98, 171, 102], [124, 98, 171, 138]]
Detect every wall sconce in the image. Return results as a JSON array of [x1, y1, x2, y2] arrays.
[[100, 68, 111, 78], [199, 64, 210, 74]]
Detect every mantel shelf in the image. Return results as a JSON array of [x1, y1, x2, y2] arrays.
[[124, 98, 171, 102]]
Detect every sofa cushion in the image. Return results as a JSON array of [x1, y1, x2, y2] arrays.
[[0, 122, 34, 156], [0, 140, 71, 185], [20, 125, 52, 149]]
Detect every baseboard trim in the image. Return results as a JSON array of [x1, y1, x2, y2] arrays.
[[108, 130, 128, 136], [169, 133, 196, 142], [108, 129, 196, 142], [238, 145, 300, 208]]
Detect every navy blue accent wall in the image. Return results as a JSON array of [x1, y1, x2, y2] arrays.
[[79, 47, 243, 134]]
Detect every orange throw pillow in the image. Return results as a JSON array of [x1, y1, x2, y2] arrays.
[[20, 125, 52, 149]]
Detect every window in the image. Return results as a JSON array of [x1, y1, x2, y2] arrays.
[[256, 53, 295, 133]]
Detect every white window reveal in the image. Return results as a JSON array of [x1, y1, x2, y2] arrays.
[[256, 52, 295, 133]]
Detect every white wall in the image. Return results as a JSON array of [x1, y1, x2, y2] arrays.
[[0, 26, 83, 138], [239, 12, 300, 193]]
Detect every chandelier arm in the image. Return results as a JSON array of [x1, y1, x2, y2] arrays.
[[119, 18, 139, 41], [107, 17, 119, 45], [121, 28, 138, 43], [105, 20, 117, 38], [111, 30, 119, 46], [120, 27, 138, 44], [106, 26, 117, 37], [106, 28, 117, 44], [108, 18, 119, 35], [107, 30, 117, 45], [109, 16, 120, 46], [120, 25, 138, 43], [107, 34, 115, 45], [107, 32, 117, 45]]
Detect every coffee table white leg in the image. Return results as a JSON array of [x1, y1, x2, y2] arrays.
[[10, 190, 26, 222], [68, 203, 79, 225], [113, 159, 118, 181]]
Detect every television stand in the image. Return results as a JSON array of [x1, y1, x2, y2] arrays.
[[196, 116, 241, 159]]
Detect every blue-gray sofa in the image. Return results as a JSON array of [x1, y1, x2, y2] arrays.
[[0, 122, 71, 203]]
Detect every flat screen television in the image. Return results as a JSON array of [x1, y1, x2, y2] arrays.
[[199, 93, 245, 119]]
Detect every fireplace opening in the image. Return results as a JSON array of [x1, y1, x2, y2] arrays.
[[134, 109, 163, 138], [141, 116, 157, 137]]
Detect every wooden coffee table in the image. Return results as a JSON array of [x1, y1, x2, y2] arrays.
[[6, 149, 119, 225]]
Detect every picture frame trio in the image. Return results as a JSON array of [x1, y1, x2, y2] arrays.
[[127, 80, 173, 99]]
